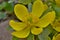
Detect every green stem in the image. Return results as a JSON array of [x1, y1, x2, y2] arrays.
[[34, 35, 40, 40]]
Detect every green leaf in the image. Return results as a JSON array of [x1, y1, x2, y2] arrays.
[[28, 3, 32, 12], [0, 12, 6, 19], [0, 2, 14, 12], [38, 26, 52, 40], [19, 0, 32, 5], [12, 36, 19, 40], [27, 33, 34, 40], [8, 0, 14, 3], [18, 0, 35, 5], [38, 35, 51, 40], [52, 4, 60, 19], [4, 2, 14, 13], [35, 35, 40, 40], [31, 0, 36, 2], [1, 2, 7, 7], [49, 30, 57, 39], [0, 2, 6, 10], [0, 4, 3, 10], [49, 27, 57, 39]]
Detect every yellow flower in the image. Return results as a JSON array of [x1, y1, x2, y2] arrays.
[[52, 34, 60, 40], [9, 0, 55, 38], [55, 0, 60, 7], [51, 19, 60, 32]]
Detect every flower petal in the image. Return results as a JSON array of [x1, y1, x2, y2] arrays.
[[53, 27, 60, 32], [32, 0, 48, 17], [43, 4, 48, 11], [55, 0, 60, 7], [9, 20, 27, 31], [52, 34, 60, 40], [36, 11, 55, 28], [12, 27, 30, 38], [14, 4, 29, 22], [51, 20, 60, 32], [31, 27, 43, 35], [52, 36, 56, 40]]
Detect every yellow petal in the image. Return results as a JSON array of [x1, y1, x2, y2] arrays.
[[31, 27, 43, 35], [32, 0, 48, 17], [55, 0, 60, 7], [55, 34, 60, 40], [36, 11, 55, 28], [9, 20, 27, 31], [43, 4, 48, 11], [52, 34, 60, 40], [14, 4, 29, 22], [52, 36, 56, 40], [51, 20, 60, 32], [53, 27, 60, 32], [12, 27, 30, 38]]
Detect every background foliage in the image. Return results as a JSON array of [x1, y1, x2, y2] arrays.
[[0, 0, 60, 40]]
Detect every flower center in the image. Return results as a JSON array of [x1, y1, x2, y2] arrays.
[[26, 16, 39, 29]]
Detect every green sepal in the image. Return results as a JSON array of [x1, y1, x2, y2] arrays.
[[27, 33, 34, 40]]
